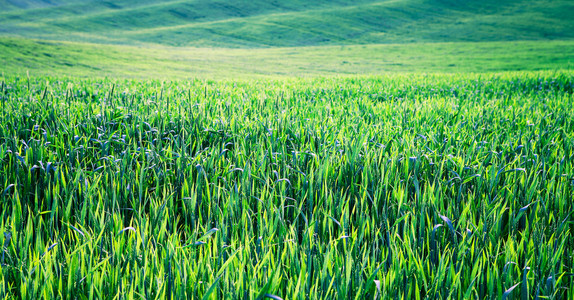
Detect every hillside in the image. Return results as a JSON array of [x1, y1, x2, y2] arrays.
[[1, 0, 573, 47], [1, 37, 572, 78]]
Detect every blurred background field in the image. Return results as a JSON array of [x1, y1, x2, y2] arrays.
[[1, 0, 573, 78]]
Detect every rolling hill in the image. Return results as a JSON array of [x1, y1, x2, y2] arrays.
[[1, 0, 573, 77], [1, 37, 572, 78], [1, 0, 573, 47]]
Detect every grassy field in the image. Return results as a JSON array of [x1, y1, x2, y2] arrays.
[[2, 37, 573, 78], [1, 0, 573, 47], [2, 0, 574, 298], [0, 71, 573, 298], [2, 0, 572, 79]]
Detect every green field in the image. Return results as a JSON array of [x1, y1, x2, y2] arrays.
[[2, 0, 573, 79], [2, 0, 574, 298], [1, 0, 573, 47], [1, 38, 574, 78], [0, 72, 573, 299]]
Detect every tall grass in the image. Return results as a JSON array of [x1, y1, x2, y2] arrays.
[[0, 71, 573, 299]]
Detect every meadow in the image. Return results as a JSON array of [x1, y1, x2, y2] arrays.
[[2, 38, 573, 79], [2, 0, 574, 298], [2, 0, 573, 47], [0, 71, 573, 299]]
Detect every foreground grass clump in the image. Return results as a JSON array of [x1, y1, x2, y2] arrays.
[[0, 72, 573, 299]]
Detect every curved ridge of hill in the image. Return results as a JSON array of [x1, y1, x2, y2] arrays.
[[1, 0, 573, 47]]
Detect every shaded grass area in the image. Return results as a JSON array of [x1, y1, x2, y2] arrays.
[[1, 0, 573, 47], [1, 37, 573, 79], [0, 71, 573, 298]]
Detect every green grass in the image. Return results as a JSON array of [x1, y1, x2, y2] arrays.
[[1, 0, 573, 47], [2, 0, 574, 298], [1, 37, 573, 78], [0, 71, 573, 298]]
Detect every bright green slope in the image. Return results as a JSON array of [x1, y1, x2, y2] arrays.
[[1, 38, 573, 78], [1, 0, 573, 47], [1, 0, 573, 77]]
